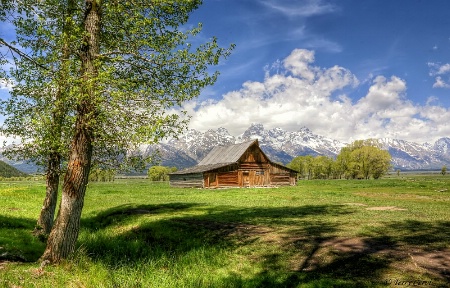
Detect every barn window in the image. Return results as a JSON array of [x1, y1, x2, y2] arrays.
[[256, 171, 264, 175]]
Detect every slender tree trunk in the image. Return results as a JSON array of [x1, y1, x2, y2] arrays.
[[35, 152, 61, 236], [40, 0, 100, 263], [34, 0, 75, 238]]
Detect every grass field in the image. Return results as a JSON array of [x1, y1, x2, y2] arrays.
[[0, 175, 449, 287]]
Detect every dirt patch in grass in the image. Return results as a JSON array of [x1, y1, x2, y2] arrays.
[[171, 219, 448, 283], [343, 202, 368, 206], [284, 236, 449, 282], [175, 219, 277, 244], [406, 249, 450, 279], [229, 223, 447, 282], [365, 206, 407, 211]]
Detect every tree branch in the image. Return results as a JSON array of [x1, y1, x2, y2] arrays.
[[0, 38, 50, 71]]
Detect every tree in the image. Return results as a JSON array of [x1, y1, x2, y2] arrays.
[[336, 147, 352, 179], [338, 140, 391, 179], [369, 148, 391, 179], [148, 166, 177, 181], [287, 155, 315, 179], [288, 155, 334, 180], [442, 166, 447, 176], [311, 155, 334, 179], [286, 156, 305, 178], [3, 0, 233, 263], [89, 167, 116, 182]]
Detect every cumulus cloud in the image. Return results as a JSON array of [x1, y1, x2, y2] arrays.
[[181, 49, 450, 144], [429, 63, 450, 75], [428, 62, 450, 89], [432, 76, 450, 88]]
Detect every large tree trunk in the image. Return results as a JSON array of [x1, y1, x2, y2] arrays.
[[40, 0, 100, 263], [40, 124, 93, 262], [35, 152, 61, 236]]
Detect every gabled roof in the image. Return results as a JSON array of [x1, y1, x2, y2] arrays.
[[170, 162, 237, 175], [170, 139, 297, 175], [170, 140, 257, 175], [197, 140, 257, 165]]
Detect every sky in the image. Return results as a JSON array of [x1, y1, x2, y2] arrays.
[[176, 0, 450, 144], [1, 0, 450, 144]]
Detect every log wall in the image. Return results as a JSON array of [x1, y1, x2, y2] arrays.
[[169, 173, 203, 188], [217, 171, 239, 187], [269, 164, 297, 186]]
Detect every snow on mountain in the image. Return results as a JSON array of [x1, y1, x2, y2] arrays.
[[167, 127, 235, 162], [434, 137, 450, 156], [2, 124, 449, 173], [150, 123, 450, 170], [236, 123, 346, 163], [139, 143, 197, 169], [377, 138, 446, 170]]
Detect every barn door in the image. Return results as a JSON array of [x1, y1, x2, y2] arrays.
[[242, 171, 249, 187], [249, 170, 256, 186]]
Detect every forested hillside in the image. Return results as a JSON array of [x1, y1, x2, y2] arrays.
[[0, 160, 28, 178]]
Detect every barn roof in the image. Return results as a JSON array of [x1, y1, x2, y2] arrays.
[[170, 140, 257, 175], [171, 139, 297, 175], [169, 162, 237, 175], [197, 140, 257, 165]]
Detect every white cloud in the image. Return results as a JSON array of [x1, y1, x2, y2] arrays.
[[432, 76, 450, 88], [428, 62, 450, 88], [426, 96, 438, 105], [181, 49, 450, 144], [261, 0, 336, 17], [429, 62, 450, 76], [304, 38, 343, 53], [436, 63, 450, 75]]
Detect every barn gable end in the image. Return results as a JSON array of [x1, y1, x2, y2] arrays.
[[169, 140, 297, 188]]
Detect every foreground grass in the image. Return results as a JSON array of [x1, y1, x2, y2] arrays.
[[0, 176, 449, 287]]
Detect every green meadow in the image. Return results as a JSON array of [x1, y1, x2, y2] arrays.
[[0, 175, 449, 287]]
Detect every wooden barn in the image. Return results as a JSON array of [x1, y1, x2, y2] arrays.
[[169, 140, 297, 188]]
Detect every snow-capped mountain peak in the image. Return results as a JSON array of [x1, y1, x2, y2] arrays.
[[145, 124, 449, 170], [5, 124, 448, 173]]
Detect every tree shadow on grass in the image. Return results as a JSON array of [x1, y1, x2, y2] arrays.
[[225, 221, 450, 288], [0, 215, 45, 262], [0, 214, 34, 230], [81, 202, 199, 230], [78, 204, 352, 269], [79, 203, 450, 287], [379, 220, 450, 281]]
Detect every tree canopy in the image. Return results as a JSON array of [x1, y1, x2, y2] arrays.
[[1, 0, 233, 263]]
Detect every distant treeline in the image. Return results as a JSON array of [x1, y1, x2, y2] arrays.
[[287, 140, 392, 180]]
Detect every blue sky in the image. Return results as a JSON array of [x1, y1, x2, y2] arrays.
[[1, 0, 450, 144], [179, 0, 450, 143], [190, 0, 450, 103]]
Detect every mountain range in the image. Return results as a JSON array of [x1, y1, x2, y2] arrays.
[[2, 123, 450, 173], [140, 123, 450, 171]]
